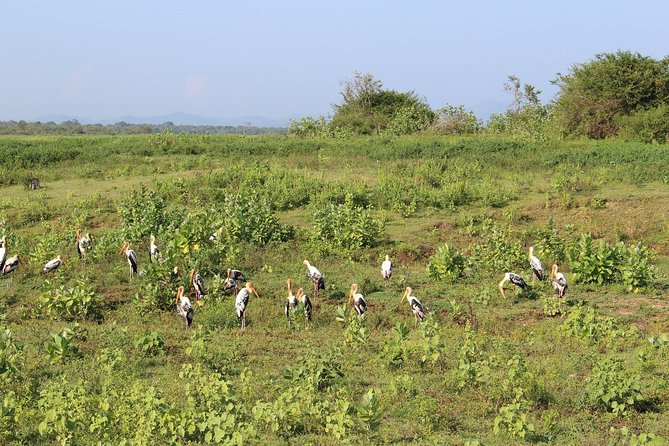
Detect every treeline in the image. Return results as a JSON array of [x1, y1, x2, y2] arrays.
[[0, 120, 286, 136], [290, 51, 669, 144]]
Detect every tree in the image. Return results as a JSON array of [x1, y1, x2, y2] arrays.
[[487, 75, 550, 141], [331, 72, 435, 135], [504, 75, 541, 113], [552, 51, 669, 138]]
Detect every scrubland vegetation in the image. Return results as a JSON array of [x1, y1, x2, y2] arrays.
[[1, 130, 669, 445]]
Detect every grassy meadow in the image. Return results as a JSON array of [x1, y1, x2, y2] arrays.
[[1, 133, 669, 445]]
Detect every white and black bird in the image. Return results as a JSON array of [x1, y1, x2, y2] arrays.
[[381, 255, 393, 280], [149, 235, 160, 263], [401, 287, 426, 324], [349, 284, 368, 316], [529, 246, 543, 281], [303, 259, 325, 299], [76, 229, 93, 260], [285, 279, 297, 325], [190, 269, 205, 302], [223, 268, 245, 295], [298, 287, 312, 322], [0, 235, 7, 271], [498, 272, 528, 299], [235, 282, 259, 330], [42, 255, 65, 274], [175, 286, 194, 328], [119, 242, 138, 280], [2, 254, 20, 288], [551, 264, 568, 298]]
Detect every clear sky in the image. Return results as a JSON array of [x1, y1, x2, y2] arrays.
[[1, 0, 668, 124]]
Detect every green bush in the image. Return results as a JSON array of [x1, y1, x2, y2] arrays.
[[312, 194, 383, 252], [618, 104, 669, 144], [567, 234, 656, 289], [39, 278, 99, 321], [134, 331, 165, 357], [120, 185, 169, 240], [583, 357, 642, 416], [427, 243, 466, 281]]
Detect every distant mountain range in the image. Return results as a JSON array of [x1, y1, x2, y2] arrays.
[[31, 112, 293, 128]]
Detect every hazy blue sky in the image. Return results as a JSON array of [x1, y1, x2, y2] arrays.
[[1, 0, 668, 123]]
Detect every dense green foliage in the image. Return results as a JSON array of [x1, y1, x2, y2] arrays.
[[553, 51, 669, 138]]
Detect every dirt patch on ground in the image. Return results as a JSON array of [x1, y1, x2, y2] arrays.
[[395, 244, 436, 264]]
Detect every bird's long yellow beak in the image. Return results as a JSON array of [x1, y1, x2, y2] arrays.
[[401, 289, 408, 303], [498, 281, 507, 299]]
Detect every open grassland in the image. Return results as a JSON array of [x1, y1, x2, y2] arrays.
[[1, 134, 669, 445]]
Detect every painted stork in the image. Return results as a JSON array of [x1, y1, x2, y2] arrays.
[[381, 255, 393, 280], [285, 279, 297, 325], [349, 284, 368, 316], [529, 246, 543, 281], [551, 264, 568, 298], [149, 235, 160, 263], [401, 287, 426, 324], [298, 287, 312, 322], [175, 286, 194, 328], [235, 282, 259, 330], [498, 272, 528, 299], [223, 268, 245, 295], [0, 235, 6, 271], [42, 255, 65, 274], [303, 260, 325, 299], [2, 254, 20, 288], [76, 229, 93, 260], [119, 242, 138, 280], [190, 269, 205, 302]]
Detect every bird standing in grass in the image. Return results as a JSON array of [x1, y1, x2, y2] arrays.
[[236, 282, 259, 330], [551, 264, 568, 298], [190, 269, 205, 303], [175, 286, 194, 328], [401, 287, 425, 324], [381, 255, 393, 280], [76, 230, 93, 260], [285, 279, 297, 325], [0, 236, 6, 271], [42, 255, 65, 274], [223, 268, 245, 295], [349, 284, 367, 316], [2, 254, 20, 287], [298, 287, 312, 322], [120, 242, 138, 280], [303, 260, 325, 299], [529, 246, 543, 281], [149, 235, 160, 263], [498, 272, 528, 299]]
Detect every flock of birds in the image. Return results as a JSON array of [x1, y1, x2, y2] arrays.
[[0, 231, 568, 330]]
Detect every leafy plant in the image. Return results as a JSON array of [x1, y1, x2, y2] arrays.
[[335, 305, 370, 348], [355, 389, 381, 439], [381, 322, 410, 369], [0, 328, 23, 384], [44, 324, 85, 364], [542, 294, 564, 317], [583, 357, 642, 416], [621, 243, 656, 292], [120, 185, 169, 240], [134, 331, 165, 357], [312, 193, 383, 252], [458, 321, 490, 388], [567, 233, 625, 285], [427, 243, 465, 281], [39, 277, 99, 321], [494, 388, 535, 439]]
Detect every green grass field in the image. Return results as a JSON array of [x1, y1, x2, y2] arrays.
[[1, 134, 669, 445]]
